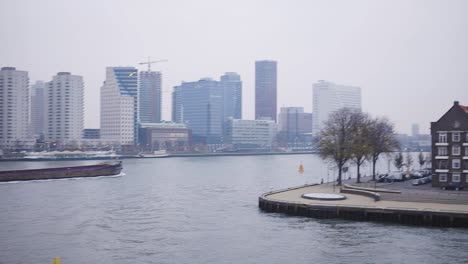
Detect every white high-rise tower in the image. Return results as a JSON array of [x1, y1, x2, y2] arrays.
[[100, 67, 138, 145], [312, 80, 361, 135], [0, 67, 30, 149], [30, 81, 46, 138], [44, 72, 84, 143]]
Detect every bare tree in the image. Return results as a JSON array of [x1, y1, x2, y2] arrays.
[[418, 152, 425, 169], [405, 152, 413, 172], [350, 112, 372, 183], [317, 108, 361, 186], [368, 117, 400, 181], [394, 152, 404, 171]]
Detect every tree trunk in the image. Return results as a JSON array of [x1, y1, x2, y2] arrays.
[[337, 165, 342, 186], [372, 158, 377, 181], [357, 163, 361, 183]]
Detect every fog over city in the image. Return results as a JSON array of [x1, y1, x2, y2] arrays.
[[1, 0, 467, 134]]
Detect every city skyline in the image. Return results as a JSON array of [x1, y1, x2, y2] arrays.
[[1, 0, 468, 135]]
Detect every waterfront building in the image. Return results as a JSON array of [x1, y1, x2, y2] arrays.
[[44, 72, 84, 144], [30, 80, 46, 138], [431, 101, 468, 188], [100, 67, 138, 145], [172, 78, 223, 143], [139, 71, 162, 123], [277, 107, 313, 148], [312, 80, 361, 135], [278, 107, 312, 139], [139, 122, 191, 151], [412, 123, 420, 137], [82, 129, 100, 139], [221, 72, 242, 121], [225, 119, 277, 149], [395, 133, 431, 152], [0, 67, 31, 149], [255, 60, 277, 122]]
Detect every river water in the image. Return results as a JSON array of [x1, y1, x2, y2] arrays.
[[1, 154, 467, 264]]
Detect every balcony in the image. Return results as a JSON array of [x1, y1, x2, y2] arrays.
[[435, 169, 449, 173], [463, 143, 468, 146], [435, 142, 449, 146]]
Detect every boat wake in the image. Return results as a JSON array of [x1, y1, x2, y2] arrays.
[[0, 172, 126, 185]]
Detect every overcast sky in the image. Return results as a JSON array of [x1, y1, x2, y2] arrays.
[[1, 0, 467, 134]]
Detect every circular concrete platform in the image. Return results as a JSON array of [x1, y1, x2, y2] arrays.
[[302, 193, 346, 201]]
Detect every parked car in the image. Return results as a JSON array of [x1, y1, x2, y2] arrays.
[[410, 171, 424, 179], [412, 178, 425, 186], [441, 182, 464, 191], [421, 168, 432, 177], [412, 176, 431, 186], [378, 172, 404, 182]]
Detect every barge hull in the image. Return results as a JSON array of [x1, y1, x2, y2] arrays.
[[0, 162, 122, 182]]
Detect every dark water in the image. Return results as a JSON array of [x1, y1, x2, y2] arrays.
[[0, 155, 467, 264]]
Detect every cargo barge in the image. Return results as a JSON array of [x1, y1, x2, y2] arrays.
[[0, 161, 122, 182]]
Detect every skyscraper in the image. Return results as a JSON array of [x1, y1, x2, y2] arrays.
[[220, 72, 242, 121], [139, 71, 162, 123], [30, 81, 46, 138], [101, 67, 138, 145], [172, 78, 223, 143], [0, 67, 30, 148], [255, 60, 277, 121], [44, 72, 84, 143], [312, 80, 361, 135]]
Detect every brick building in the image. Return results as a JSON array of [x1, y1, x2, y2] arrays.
[[431, 101, 468, 189]]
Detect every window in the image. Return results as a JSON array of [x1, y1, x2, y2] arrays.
[[452, 159, 461, 169], [465, 147, 468, 156], [453, 132, 460, 142], [439, 133, 447, 143], [452, 174, 461, 183], [438, 147, 448, 156], [439, 173, 447, 182], [452, 145, 461, 155], [438, 160, 448, 169]]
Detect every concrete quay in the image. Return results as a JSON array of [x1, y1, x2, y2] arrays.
[[259, 183, 468, 227]]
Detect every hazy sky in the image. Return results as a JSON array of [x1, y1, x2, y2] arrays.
[[1, 0, 467, 134]]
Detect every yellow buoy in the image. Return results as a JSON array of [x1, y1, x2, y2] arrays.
[[298, 164, 304, 174], [54, 257, 61, 264]]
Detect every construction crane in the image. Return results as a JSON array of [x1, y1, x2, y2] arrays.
[[139, 57, 168, 72]]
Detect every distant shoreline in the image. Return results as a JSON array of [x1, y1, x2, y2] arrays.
[[0, 151, 316, 162]]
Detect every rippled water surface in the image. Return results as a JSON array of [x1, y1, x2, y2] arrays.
[[1, 155, 467, 264]]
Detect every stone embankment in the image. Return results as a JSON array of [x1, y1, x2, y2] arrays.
[[259, 183, 468, 227]]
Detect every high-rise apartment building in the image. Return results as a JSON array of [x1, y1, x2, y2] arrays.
[[139, 71, 162, 123], [30, 81, 46, 138], [312, 80, 361, 135], [101, 67, 138, 145], [0, 67, 30, 148], [255, 60, 277, 121], [172, 78, 223, 143], [44, 72, 84, 143], [220, 72, 242, 121]]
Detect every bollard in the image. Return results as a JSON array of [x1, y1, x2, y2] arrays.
[[54, 257, 61, 264]]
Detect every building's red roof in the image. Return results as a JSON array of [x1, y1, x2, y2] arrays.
[[460, 105, 468, 113]]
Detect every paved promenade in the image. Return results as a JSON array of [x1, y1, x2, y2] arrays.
[[265, 183, 468, 214]]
